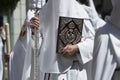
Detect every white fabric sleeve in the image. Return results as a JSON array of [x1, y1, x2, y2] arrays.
[[76, 21, 94, 64], [76, 38, 94, 64], [26, 10, 35, 23]]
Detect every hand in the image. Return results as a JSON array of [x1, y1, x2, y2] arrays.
[[62, 44, 79, 57], [30, 17, 40, 30]]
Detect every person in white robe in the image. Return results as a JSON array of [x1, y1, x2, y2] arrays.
[[27, 0, 105, 80], [9, 11, 34, 80], [92, 0, 120, 80], [9, 0, 45, 80], [0, 25, 6, 80]]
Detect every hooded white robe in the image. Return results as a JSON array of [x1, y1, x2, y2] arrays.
[[10, 11, 33, 80], [9, 0, 45, 80], [92, 0, 120, 80], [92, 20, 120, 80]]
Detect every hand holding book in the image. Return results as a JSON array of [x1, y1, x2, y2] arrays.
[[56, 16, 83, 54]]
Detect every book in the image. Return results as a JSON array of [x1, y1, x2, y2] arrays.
[[56, 16, 83, 54]]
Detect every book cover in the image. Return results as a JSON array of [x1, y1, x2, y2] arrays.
[[56, 16, 83, 54]]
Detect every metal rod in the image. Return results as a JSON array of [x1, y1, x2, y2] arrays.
[[33, 4, 40, 80]]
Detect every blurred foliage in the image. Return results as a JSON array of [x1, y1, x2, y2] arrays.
[[0, 0, 20, 14]]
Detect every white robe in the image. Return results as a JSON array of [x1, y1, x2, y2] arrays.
[[10, 10, 35, 80], [10, 0, 45, 80], [38, 0, 97, 73], [92, 0, 120, 79], [0, 28, 5, 80], [10, 10, 43, 80], [22, 0, 105, 80], [92, 20, 120, 80]]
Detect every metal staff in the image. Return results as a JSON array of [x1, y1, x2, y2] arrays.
[[32, 0, 46, 80], [32, 6, 40, 80], [33, 12, 40, 80]]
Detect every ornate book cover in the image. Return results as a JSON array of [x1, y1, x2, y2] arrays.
[[56, 16, 83, 54]]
